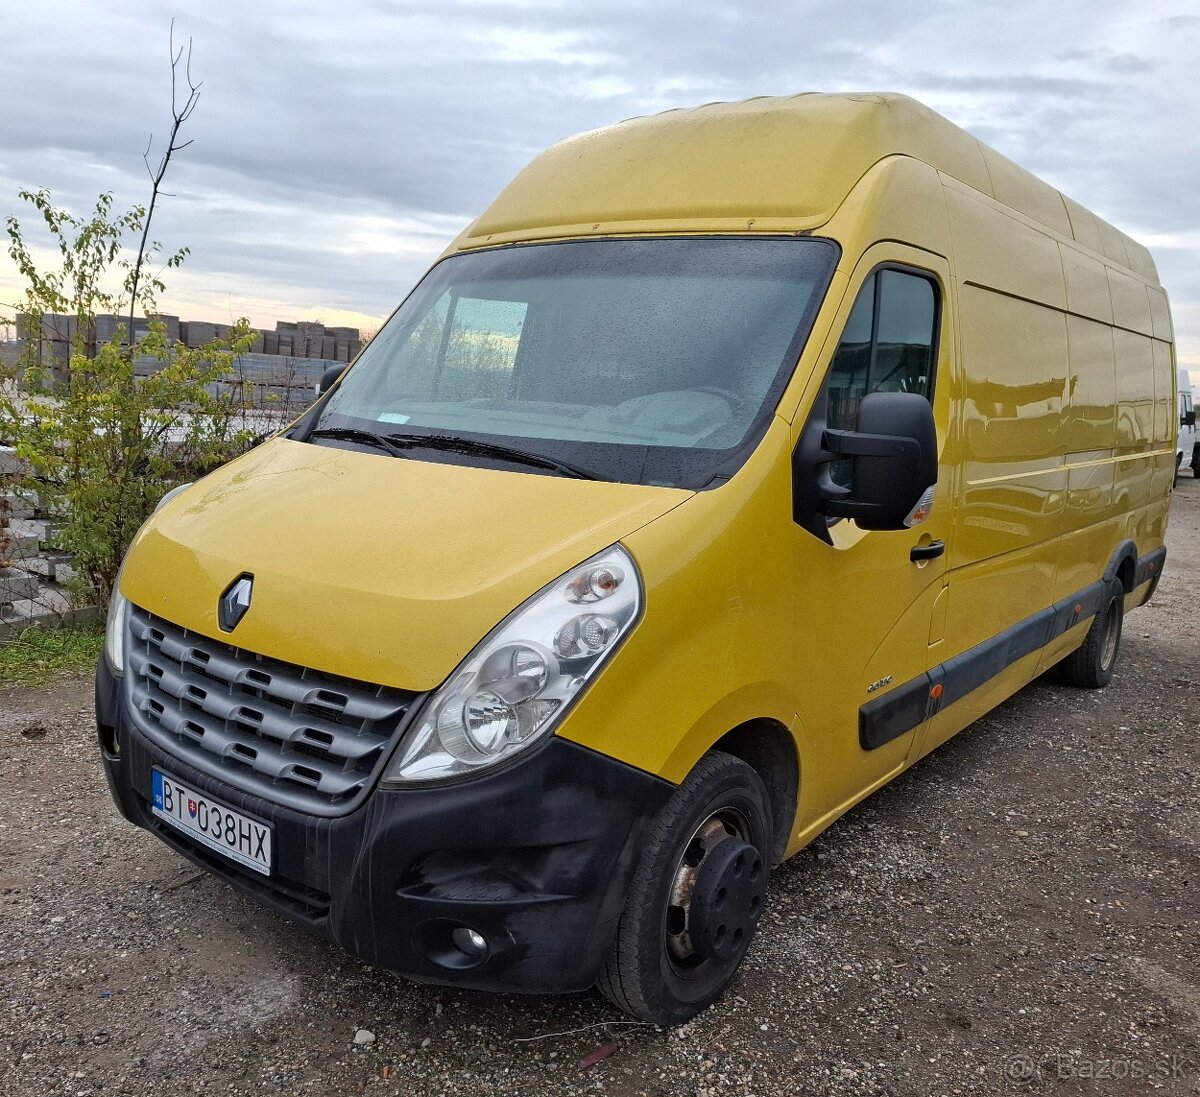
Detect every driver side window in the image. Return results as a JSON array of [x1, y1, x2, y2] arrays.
[[827, 267, 939, 484]]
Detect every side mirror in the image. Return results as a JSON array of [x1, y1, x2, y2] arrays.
[[316, 364, 346, 396], [793, 391, 937, 543], [1184, 410, 1197, 428]]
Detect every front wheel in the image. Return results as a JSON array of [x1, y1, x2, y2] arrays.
[[1059, 580, 1124, 688], [597, 752, 773, 1025]]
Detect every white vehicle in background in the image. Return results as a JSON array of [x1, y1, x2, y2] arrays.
[[1180, 368, 1199, 478]]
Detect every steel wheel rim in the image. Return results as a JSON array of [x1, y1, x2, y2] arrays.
[[1100, 599, 1120, 670], [663, 807, 751, 976]]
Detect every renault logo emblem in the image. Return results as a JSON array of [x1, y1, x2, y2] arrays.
[[219, 575, 254, 632]]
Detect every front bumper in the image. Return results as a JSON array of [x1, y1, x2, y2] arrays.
[[96, 661, 673, 993]]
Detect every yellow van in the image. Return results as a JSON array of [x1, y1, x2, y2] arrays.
[[97, 93, 1176, 1024]]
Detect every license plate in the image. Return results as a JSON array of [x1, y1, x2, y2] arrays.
[[151, 769, 273, 876]]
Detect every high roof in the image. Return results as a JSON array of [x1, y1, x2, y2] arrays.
[[455, 93, 1156, 284]]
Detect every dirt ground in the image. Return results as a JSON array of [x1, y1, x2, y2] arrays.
[[2, 480, 1198, 1097]]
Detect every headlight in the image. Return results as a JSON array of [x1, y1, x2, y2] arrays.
[[381, 545, 642, 785], [104, 585, 130, 675]]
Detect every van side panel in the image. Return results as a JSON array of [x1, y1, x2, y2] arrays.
[[1147, 287, 1174, 342], [1061, 247, 1115, 325], [1062, 315, 1117, 463], [1115, 329, 1157, 449], [936, 180, 1070, 648], [915, 172, 1171, 758], [1055, 317, 1118, 600], [942, 183, 1067, 308], [1152, 340, 1175, 450]]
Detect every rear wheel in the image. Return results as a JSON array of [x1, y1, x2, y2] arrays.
[[1059, 580, 1124, 688], [598, 752, 773, 1025]]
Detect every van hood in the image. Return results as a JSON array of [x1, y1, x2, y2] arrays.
[[121, 437, 689, 691]]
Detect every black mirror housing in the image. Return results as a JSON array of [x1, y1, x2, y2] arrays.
[[793, 390, 937, 541], [825, 392, 938, 530], [317, 364, 346, 396]]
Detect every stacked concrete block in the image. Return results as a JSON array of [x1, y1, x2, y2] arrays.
[[22, 552, 76, 584], [15, 515, 63, 545], [0, 568, 39, 604], [181, 321, 218, 347], [3, 520, 40, 561], [0, 444, 86, 631], [94, 314, 121, 344]]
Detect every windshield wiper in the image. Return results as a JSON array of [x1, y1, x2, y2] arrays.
[[383, 432, 597, 480], [307, 427, 412, 459]]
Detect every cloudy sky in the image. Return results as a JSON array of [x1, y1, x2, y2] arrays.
[[1, 1, 1197, 378]]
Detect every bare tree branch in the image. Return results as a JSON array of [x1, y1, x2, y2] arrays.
[[125, 19, 201, 354]]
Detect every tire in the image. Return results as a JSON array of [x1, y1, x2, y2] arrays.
[[1059, 580, 1124, 688], [598, 752, 773, 1025]]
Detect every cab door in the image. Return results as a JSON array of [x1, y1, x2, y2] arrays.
[[789, 244, 958, 817]]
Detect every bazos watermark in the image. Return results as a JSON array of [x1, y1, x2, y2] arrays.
[[1004, 1052, 1192, 1084]]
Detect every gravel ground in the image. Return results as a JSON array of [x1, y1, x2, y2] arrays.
[[2, 480, 1198, 1097]]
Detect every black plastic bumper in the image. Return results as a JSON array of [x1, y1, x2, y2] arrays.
[[96, 661, 673, 993]]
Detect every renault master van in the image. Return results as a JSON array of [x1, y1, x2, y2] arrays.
[[97, 93, 1176, 1024]]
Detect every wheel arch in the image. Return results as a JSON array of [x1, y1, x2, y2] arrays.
[[1103, 539, 1139, 594], [708, 719, 799, 865]]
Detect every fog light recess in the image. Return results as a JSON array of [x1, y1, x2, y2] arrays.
[[452, 926, 489, 959], [414, 919, 493, 971]]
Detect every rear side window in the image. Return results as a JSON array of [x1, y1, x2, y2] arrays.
[[825, 268, 939, 485]]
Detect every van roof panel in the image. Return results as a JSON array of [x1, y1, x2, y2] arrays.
[[455, 93, 1157, 286]]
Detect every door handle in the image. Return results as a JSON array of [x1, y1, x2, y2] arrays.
[[910, 540, 945, 562]]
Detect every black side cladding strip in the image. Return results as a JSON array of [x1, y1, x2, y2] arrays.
[[859, 571, 1124, 751], [1135, 546, 1166, 588], [860, 674, 934, 751]]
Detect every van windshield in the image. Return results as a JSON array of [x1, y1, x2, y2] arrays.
[[313, 236, 837, 488]]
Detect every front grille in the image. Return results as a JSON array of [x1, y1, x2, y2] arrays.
[[125, 606, 419, 816]]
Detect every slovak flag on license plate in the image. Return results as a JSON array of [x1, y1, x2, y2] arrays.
[[188, 798, 198, 817]]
